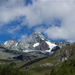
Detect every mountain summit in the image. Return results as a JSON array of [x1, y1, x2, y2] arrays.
[[29, 31, 46, 43]]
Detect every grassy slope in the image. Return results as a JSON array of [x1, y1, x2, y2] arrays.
[[20, 43, 75, 75]]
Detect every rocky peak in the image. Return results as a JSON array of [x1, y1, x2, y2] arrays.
[[1, 39, 18, 49], [29, 31, 46, 43]]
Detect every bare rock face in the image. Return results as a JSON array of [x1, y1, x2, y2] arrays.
[[54, 48, 73, 62], [35, 40, 50, 50]]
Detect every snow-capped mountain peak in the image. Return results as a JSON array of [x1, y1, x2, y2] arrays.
[[33, 42, 39, 47], [0, 32, 60, 54], [29, 31, 46, 43], [2, 39, 18, 49]]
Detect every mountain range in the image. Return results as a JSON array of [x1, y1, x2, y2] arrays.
[[0, 31, 70, 61], [0, 31, 75, 75]]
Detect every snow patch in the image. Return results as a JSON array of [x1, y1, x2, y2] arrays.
[[45, 41, 57, 52], [33, 43, 39, 47], [4, 41, 11, 48], [41, 38, 44, 40], [15, 43, 18, 46], [4, 41, 8, 45], [23, 50, 35, 52]]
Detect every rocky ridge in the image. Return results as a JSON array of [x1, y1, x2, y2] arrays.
[[1, 32, 59, 53]]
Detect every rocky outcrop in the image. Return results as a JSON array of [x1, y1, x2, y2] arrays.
[[40, 63, 53, 66], [54, 48, 73, 62]]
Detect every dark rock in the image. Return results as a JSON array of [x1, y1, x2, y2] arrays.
[[35, 40, 50, 50], [51, 46, 60, 52], [13, 51, 48, 62]]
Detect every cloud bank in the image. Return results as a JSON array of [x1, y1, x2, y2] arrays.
[[0, 0, 75, 42]]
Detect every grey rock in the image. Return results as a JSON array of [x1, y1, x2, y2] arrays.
[[55, 41, 71, 48], [35, 40, 50, 50]]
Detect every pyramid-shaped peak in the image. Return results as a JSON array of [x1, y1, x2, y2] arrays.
[[29, 31, 47, 43], [31, 31, 44, 36], [31, 31, 41, 35]]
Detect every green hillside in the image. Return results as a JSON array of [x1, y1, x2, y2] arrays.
[[19, 43, 75, 75]]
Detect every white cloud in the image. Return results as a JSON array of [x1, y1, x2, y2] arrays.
[[18, 34, 28, 42], [8, 26, 21, 33], [0, 0, 75, 42]]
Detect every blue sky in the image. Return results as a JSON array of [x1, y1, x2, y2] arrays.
[[0, 0, 75, 43]]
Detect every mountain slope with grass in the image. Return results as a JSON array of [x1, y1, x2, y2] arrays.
[[19, 43, 75, 75]]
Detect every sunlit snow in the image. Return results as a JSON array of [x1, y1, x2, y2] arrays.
[[33, 43, 39, 47]]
